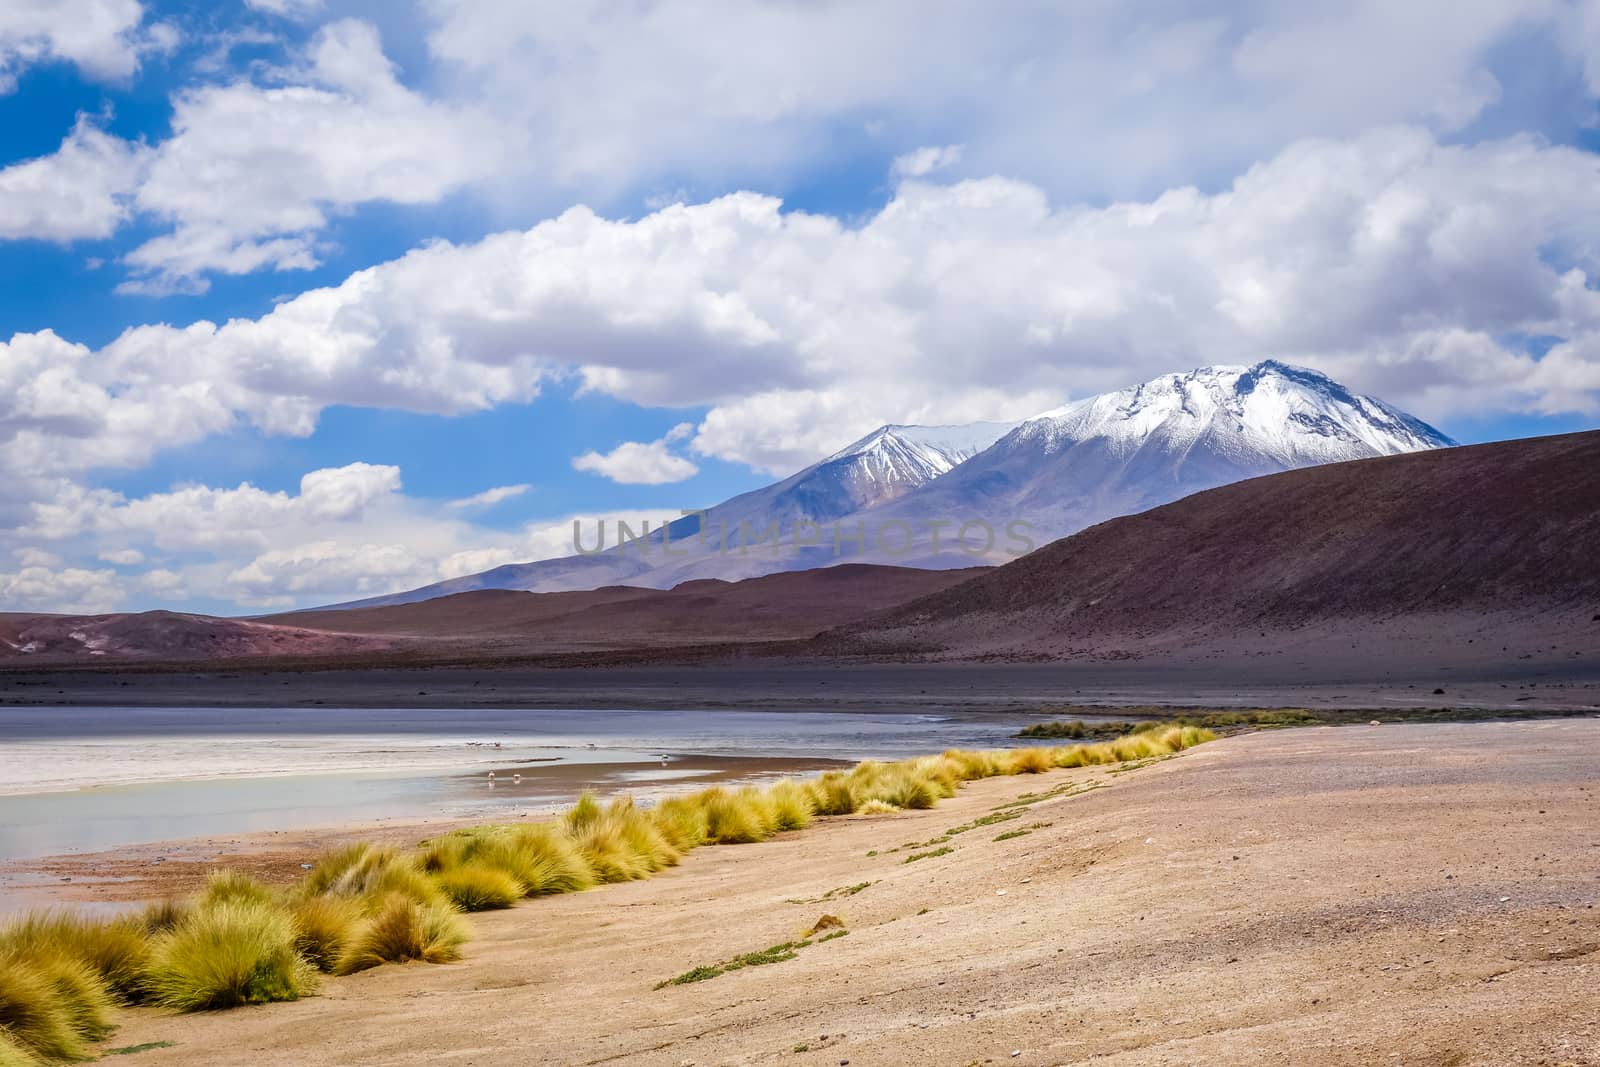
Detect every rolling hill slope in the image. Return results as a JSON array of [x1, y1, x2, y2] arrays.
[[830, 430, 1600, 659]]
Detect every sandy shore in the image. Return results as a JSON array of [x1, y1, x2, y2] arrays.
[[59, 719, 1599, 1065]]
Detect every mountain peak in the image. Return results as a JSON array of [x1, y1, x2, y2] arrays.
[[1020, 361, 1452, 464]]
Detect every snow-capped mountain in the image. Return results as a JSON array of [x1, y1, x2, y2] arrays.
[[322, 362, 1451, 608], [849, 361, 1454, 563], [332, 421, 1016, 607]]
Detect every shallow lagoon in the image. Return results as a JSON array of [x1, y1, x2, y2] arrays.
[[0, 706, 1039, 861]]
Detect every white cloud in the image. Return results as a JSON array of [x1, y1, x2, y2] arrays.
[[422, 0, 1567, 203], [2, 457, 667, 608], [573, 428, 701, 485], [5, 126, 1599, 511], [448, 484, 531, 510], [244, 0, 325, 20], [0, 114, 148, 242], [0, 566, 122, 614], [121, 19, 505, 292], [892, 144, 963, 179], [0, 0, 165, 93]]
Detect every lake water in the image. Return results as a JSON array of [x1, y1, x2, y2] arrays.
[[0, 706, 1039, 862]]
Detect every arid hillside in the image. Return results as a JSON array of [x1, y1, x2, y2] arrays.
[[0, 565, 982, 665], [830, 430, 1600, 659]]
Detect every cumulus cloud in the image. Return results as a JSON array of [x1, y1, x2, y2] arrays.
[[422, 0, 1570, 203], [0, 114, 149, 242], [0, 0, 169, 94], [121, 19, 506, 292], [1, 458, 666, 608], [573, 425, 701, 484], [0, 565, 122, 614], [4, 126, 1600, 507]]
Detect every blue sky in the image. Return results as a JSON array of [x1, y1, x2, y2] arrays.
[[2, 0, 1599, 614]]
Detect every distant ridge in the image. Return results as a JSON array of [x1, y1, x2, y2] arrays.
[[828, 430, 1600, 660], [331, 361, 1450, 609]]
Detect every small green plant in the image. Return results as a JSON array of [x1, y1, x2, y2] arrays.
[[946, 809, 1024, 835], [994, 829, 1031, 841], [104, 1041, 178, 1056], [903, 846, 954, 864]]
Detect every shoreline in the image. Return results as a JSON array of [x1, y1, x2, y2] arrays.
[[3, 658, 1599, 713], [27, 718, 1599, 1066]]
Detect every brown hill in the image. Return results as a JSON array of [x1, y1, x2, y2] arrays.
[[0, 564, 982, 666], [829, 430, 1600, 660], [270, 564, 985, 648], [0, 611, 393, 663]]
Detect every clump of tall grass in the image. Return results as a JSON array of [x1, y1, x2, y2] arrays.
[[650, 794, 711, 849], [564, 794, 679, 881], [806, 771, 859, 815], [142, 899, 316, 1011], [301, 843, 444, 908], [289, 895, 365, 973], [764, 780, 815, 831], [0, 910, 150, 1003], [197, 870, 276, 909], [334, 894, 466, 975], [0, 943, 115, 1061], [1002, 747, 1055, 775], [434, 864, 523, 912], [139, 899, 188, 936], [698, 787, 773, 844], [454, 825, 598, 898]]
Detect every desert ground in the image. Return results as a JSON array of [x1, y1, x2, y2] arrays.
[[69, 719, 1600, 1066]]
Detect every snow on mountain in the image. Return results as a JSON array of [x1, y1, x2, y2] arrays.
[[330, 420, 1016, 607], [850, 360, 1454, 564], [322, 362, 1451, 608], [1020, 361, 1450, 466]]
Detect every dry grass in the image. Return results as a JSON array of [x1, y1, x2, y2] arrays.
[[434, 864, 523, 912], [142, 899, 317, 1012], [0, 911, 150, 1004], [334, 895, 467, 975], [0, 1030, 40, 1067], [289, 895, 365, 973], [4, 724, 1220, 1057]]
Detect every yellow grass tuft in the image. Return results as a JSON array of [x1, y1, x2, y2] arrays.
[[143, 899, 317, 1011], [139, 899, 189, 936], [198, 869, 277, 909], [0, 910, 150, 1004], [289, 894, 365, 973], [698, 786, 773, 844], [765, 780, 816, 831], [565, 795, 680, 881], [650, 794, 711, 850], [806, 771, 859, 815], [434, 864, 523, 912], [334, 894, 467, 975], [1004, 747, 1055, 775]]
